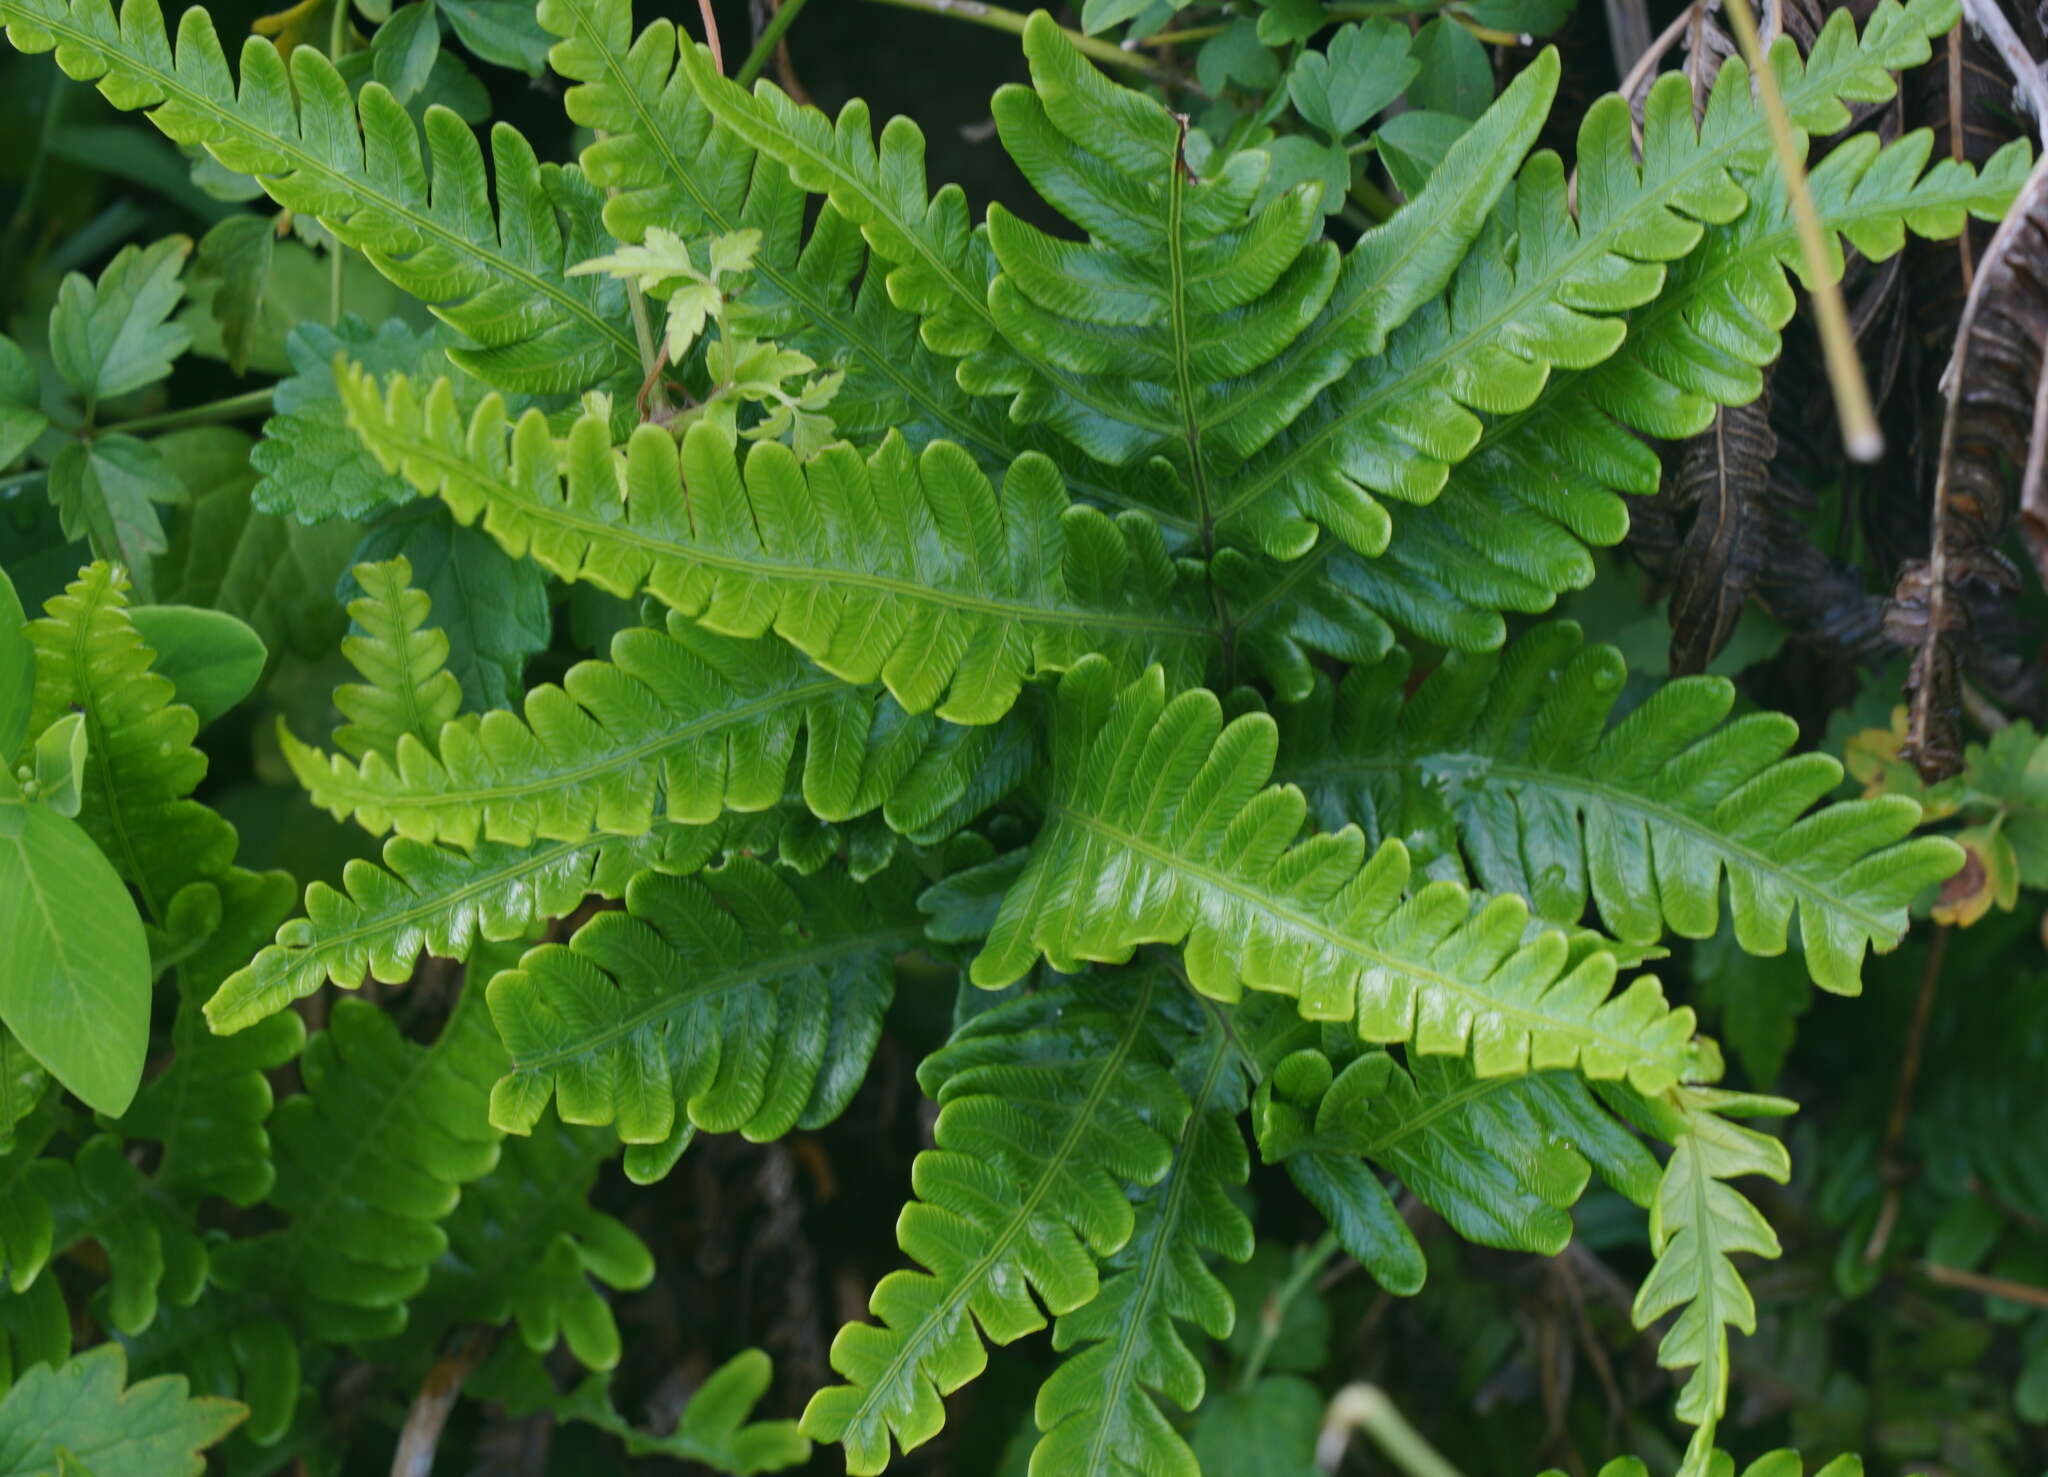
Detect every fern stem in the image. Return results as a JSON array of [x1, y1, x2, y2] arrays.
[[737, 0, 813, 86], [1719, 0, 1883, 461], [1239, 1230, 1340, 1389], [1921, 1260, 2048, 1310], [861, 0, 1187, 85], [95, 386, 274, 437], [1316, 1384, 1468, 1477]]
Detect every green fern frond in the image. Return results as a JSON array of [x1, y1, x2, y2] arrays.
[[332, 557, 462, 761], [1301, 112, 2030, 648], [559, 1348, 810, 1472], [282, 609, 1027, 846], [338, 368, 1213, 724], [399, 1117, 653, 1371], [801, 972, 1186, 1474], [679, 14, 1551, 509], [487, 857, 915, 1162], [1212, 0, 1958, 559], [25, 563, 235, 917], [1031, 1005, 1253, 1477], [0, 0, 635, 392], [1623, 1086, 1795, 1477], [209, 986, 505, 1344], [1274, 623, 1964, 992], [48, 1134, 207, 1336], [207, 824, 720, 1034], [117, 1291, 300, 1445], [1559, 1453, 1862, 1477], [974, 660, 1701, 1093]]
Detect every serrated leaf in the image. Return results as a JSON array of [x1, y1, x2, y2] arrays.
[[1288, 20, 1415, 140], [48, 236, 192, 406], [0, 1344, 243, 1475], [189, 214, 275, 376], [48, 437, 180, 602], [0, 336, 49, 470]]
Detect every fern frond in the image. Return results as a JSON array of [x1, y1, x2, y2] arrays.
[[1210, 0, 1960, 557], [339, 369, 1214, 724], [0, 0, 635, 392], [559, 1348, 810, 1472], [487, 857, 914, 1159], [400, 1117, 652, 1371], [282, 610, 1029, 847], [1031, 1004, 1252, 1477], [207, 825, 719, 1034], [1559, 1454, 1862, 1477], [974, 660, 1701, 1093], [332, 557, 462, 761], [801, 972, 1186, 1474], [118, 1291, 300, 1444], [1294, 113, 2031, 648], [25, 563, 235, 917], [209, 986, 505, 1344], [1257, 1046, 1659, 1270], [1624, 1086, 1795, 1477], [48, 1134, 207, 1336], [680, 15, 1551, 503], [1274, 624, 1964, 992]]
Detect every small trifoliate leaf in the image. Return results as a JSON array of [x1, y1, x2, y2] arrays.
[[1288, 20, 1416, 140], [371, 0, 441, 103], [1196, 18, 1278, 92], [190, 215, 276, 377], [48, 237, 193, 406], [0, 335, 49, 469], [1408, 17, 1494, 117], [47, 437, 181, 601]]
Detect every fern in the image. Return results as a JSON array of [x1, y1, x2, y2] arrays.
[[0, 0, 635, 392], [338, 369, 1213, 724], [1272, 623, 1965, 992], [803, 973, 1186, 1473], [331, 556, 462, 761], [283, 610, 1025, 847], [487, 857, 916, 1161], [976, 659, 1702, 1092]]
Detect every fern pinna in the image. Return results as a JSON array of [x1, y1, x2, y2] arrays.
[[0, 0, 2019, 1468]]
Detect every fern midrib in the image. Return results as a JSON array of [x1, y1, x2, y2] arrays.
[[4, 0, 637, 369], [1674, 1127, 1727, 1436], [1048, 804, 1685, 1072], [1076, 1028, 1228, 1477], [1207, 48, 1906, 531], [371, 567, 438, 751], [1281, 750, 1898, 937], [386, 426, 1206, 642], [1165, 143, 1215, 557], [849, 973, 1156, 1443], [509, 923, 918, 1074], [1362, 1068, 1517, 1156]]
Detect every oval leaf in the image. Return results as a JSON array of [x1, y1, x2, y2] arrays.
[[129, 605, 268, 726], [0, 566, 30, 760]]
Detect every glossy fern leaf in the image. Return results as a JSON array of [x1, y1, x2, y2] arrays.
[[0, 0, 634, 392], [209, 985, 505, 1344], [338, 368, 1214, 724], [206, 823, 724, 1033], [1030, 1003, 1253, 1477], [487, 857, 916, 1166], [802, 973, 1187, 1473], [974, 660, 1701, 1093], [1274, 623, 1964, 992], [46, 1134, 207, 1337], [282, 610, 1027, 847], [332, 556, 461, 761]]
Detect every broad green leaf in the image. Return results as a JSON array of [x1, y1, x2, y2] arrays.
[[47, 437, 181, 601], [0, 803, 150, 1115], [31, 714, 86, 818], [0, 1344, 243, 1475], [0, 568, 29, 760], [0, 335, 49, 470], [128, 605, 268, 727], [48, 237, 192, 406], [189, 214, 275, 376], [1188, 1376, 1322, 1477], [1288, 20, 1415, 140], [370, 0, 440, 102], [438, 0, 551, 72], [1407, 17, 1492, 118]]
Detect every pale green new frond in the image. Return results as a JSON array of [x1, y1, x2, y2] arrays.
[[339, 369, 1214, 725], [206, 824, 722, 1034], [974, 660, 1702, 1094], [0, 0, 635, 392], [1274, 623, 1964, 993], [209, 985, 505, 1345], [282, 611, 1029, 848], [1213, 0, 1960, 558], [1624, 1087, 1796, 1477], [486, 858, 915, 1166], [1031, 1008, 1252, 1477], [25, 562, 236, 917], [802, 974, 1187, 1474], [332, 557, 462, 762], [1558, 1453, 1862, 1477]]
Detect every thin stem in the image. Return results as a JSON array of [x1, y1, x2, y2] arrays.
[[738, 0, 813, 85], [1317, 1385, 1469, 1477], [1922, 1261, 2048, 1312], [1617, 0, 1708, 102], [1239, 1231, 1340, 1390], [95, 387, 275, 438], [696, 0, 725, 72], [1958, 0, 2048, 145], [862, 0, 1193, 86], [1862, 923, 1948, 1264], [1720, 0, 1883, 460]]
